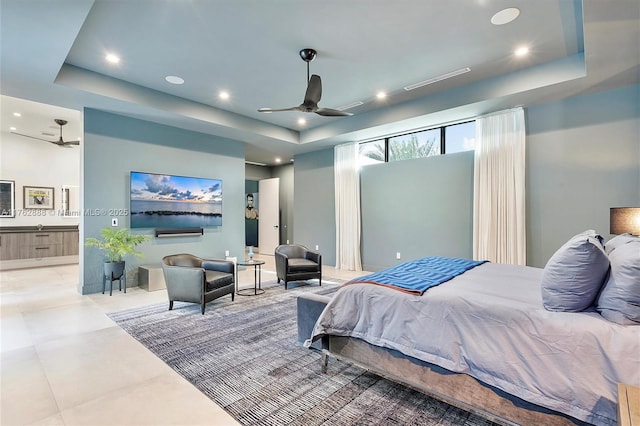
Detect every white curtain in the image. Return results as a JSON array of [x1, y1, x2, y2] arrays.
[[473, 107, 526, 265], [334, 142, 362, 271]]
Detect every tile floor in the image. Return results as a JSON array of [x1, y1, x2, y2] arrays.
[[0, 254, 366, 425]]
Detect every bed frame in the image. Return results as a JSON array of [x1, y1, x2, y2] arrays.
[[297, 293, 589, 426]]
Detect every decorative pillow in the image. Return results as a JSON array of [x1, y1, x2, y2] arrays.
[[597, 240, 640, 325], [541, 230, 610, 312], [605, 233, 640, 254]]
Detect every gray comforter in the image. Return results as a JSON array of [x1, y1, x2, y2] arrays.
[[310, 262, 640, 426]]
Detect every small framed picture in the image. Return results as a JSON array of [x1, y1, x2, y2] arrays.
[[24, 186, 55, 210], [0, 180, 15, 217]]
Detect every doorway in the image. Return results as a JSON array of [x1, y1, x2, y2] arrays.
[[258, 177, 280, 255]]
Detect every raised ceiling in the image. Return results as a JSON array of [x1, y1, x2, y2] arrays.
[[1, 0, 638, 166]]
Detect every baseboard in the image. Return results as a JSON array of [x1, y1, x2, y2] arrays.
[[0, 256, 79, 271]]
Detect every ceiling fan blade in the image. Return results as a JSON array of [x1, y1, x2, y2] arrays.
[[258, 106, 303, 113], [10, 131, 56, 143], [304, 74, 322, 105], [315, 108, 354, 117]]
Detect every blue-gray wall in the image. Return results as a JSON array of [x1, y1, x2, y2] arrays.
[[293, 149, 336, 265], [526, 85, 640, 267], [81, 109, 245, 294], [294, 84, 640, 272], [360, 151, 474, 271]]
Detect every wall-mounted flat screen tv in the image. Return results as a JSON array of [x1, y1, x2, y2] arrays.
[[130, 171, 222, 229]]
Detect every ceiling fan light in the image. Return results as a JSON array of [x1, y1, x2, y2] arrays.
[[404, 67, 471, 91]]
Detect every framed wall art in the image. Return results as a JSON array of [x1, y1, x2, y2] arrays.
[[0, 180, 15, 217], [24, 186, 55, 210]]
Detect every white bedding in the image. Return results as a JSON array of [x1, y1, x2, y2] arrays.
[[310, 263, 640, 426]]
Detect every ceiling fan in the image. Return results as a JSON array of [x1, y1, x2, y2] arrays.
[[11, 119, 80, 147], [258, 48, 353, 117]]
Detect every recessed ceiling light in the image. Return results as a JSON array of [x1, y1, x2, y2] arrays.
[[297, 118, 307, 125], [13, 112, 21, 117], [376, 91, 387, 100], [219, 91, 230, 100], [105, 53, 120, 64], [491, 7, 520, 25], [514, 46, 530, 57], [165, 75, 184, 85], [9, 126, 16, 131], [275, 157, 282, 164]]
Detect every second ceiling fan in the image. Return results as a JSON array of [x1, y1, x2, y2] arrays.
[[258, 49, 353, 117], [11, 119, 80, 147]]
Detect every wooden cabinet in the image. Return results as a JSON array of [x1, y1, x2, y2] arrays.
[[21, 231, 63, 259], [0, 233, 21, 260], [63, 231, 80, 256], [0, 227, 79, 261]]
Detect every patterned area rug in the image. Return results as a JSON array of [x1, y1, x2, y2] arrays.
[[109, 279, 496, 426]]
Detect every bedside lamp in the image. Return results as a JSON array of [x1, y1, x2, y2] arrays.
[[610, 207, 640, 235]]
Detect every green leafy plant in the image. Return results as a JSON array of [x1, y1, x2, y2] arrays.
[[85, 228, 150, 262]]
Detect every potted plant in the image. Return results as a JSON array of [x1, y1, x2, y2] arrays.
[[85, 228, 151, 287]]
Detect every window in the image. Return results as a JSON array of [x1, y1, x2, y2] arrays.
[[388, 129, 440, 162], [358, 120, 475, 165], [445, 121, 476, 153], [358, 139, 385, 165]]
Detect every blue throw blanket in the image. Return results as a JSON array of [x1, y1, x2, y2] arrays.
[[345, 256, 488, 295]]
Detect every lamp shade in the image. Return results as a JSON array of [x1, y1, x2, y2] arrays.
[[610, 207, 640, 235]]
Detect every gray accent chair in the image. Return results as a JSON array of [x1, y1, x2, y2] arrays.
[[162, 253, 235, 314], [275, 244, 322, 289]]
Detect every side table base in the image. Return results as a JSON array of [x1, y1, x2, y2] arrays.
[[237, 288, 265, 296]]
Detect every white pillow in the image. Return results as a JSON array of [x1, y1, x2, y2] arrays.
[[597, 240, 640, 325], [541, 230, 610, 312], [605, 233, 640, 254]]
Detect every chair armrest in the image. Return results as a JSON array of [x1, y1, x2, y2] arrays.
[[202, 259, 235, 274], [305, 250, 321, 265], [275, 251, 288, 278], [162, 264, 205, 301]]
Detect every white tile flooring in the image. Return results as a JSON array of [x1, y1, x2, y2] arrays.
[[0, 254, 366, 425]]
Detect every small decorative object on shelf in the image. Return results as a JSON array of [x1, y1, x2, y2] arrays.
[[248, 246, 254, 260]]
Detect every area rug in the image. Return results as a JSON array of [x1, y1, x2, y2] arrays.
[[108, 279, 496, 426]]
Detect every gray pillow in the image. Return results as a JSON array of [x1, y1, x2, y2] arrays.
[[597, 240, 640, 325], [541, 230, 610, 312], [605, 233, 640, 254]]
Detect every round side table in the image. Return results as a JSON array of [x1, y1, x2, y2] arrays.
[[236, 259, 266, 295]]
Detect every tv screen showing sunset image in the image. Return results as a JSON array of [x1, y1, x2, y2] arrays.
[[130, 171, 222, 229]]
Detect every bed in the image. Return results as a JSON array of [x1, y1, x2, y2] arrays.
[[299, 255, 640, 426]]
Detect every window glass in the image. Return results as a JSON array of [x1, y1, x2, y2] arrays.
[[358, 140, 385, 166], [388, 129, 440, 162], [445, 121, 476, 153]]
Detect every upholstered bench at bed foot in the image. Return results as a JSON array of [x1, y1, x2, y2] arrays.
[[296, 293, 331, 350]]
